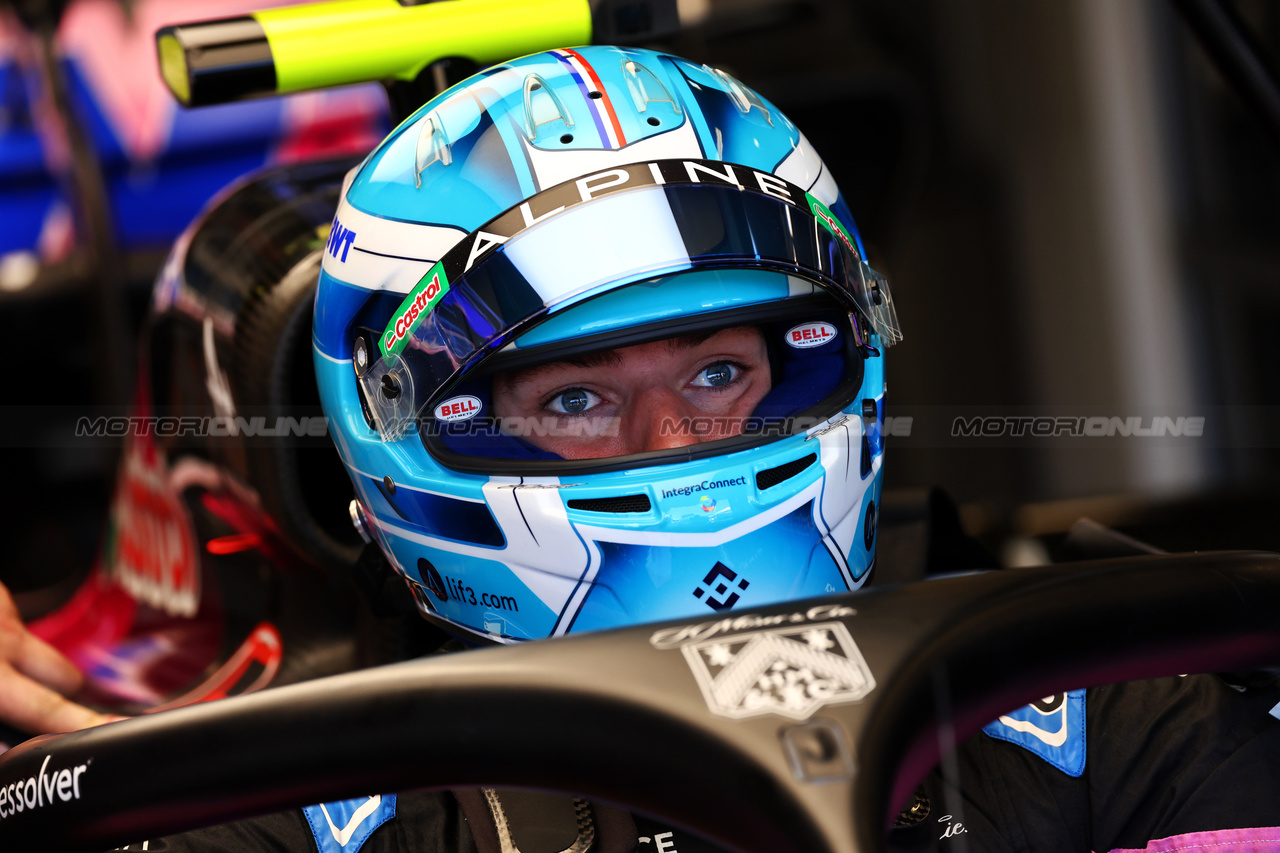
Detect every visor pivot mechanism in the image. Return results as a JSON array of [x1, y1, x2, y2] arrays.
[[348, 499, 373, 544], [381, 374, 402, 400], [354, 336, 370, 375], [861, 399, 878, 431]]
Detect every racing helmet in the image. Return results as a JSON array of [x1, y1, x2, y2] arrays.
[[314, 46, 901, 643]]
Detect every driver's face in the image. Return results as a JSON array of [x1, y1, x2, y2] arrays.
[[492, 326, 772, 460]]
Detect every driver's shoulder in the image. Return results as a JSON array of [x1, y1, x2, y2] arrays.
[[955, 674, 1280, 850], [979, 673, 1280, 777]]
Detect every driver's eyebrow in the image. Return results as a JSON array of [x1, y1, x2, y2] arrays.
[[665, 330, 718, 350], [513, 329, 733, 384], [514, 348, 623, 384]]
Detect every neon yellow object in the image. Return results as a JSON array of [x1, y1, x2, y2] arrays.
[[156, 34, 190, 105], [253, 0, 592, 94]]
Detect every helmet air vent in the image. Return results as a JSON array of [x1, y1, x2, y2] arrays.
[[707, 67, 773, 126], [567, 494, 652, 513], [756, 453, 817, 491], [522, 73, 575, 141], [622, 59, 680, 115], [414, 113, 452, 188]]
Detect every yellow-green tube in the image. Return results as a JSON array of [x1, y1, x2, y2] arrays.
[[256, 0, 591, 93], [156, 33, 191, 105], [156, 0, 593, 106]]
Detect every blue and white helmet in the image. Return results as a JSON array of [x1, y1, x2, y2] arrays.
[[314, 46, 901, 643]]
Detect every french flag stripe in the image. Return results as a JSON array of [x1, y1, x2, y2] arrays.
[[552, 48, 627, 148]]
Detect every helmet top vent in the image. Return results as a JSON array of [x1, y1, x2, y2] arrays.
[[523, 73, 575, 140], [708, 67, 773, 126], [622, 59, 680, 115], [414, 113, 452, 187]]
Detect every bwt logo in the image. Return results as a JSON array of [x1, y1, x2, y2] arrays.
[[693, 562, 750, 611], [326, 219, 357, 263]]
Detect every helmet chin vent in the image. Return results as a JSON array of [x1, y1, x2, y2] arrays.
[[567, 494, 652, 513], [756, 453, 818, 491]]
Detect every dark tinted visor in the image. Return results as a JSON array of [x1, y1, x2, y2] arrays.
[[423, 287, 865, 471], [356, 161, 899, 444]]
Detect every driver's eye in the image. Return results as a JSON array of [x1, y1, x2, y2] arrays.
[[547, 388, 599, 414], [693, 362, 739, 388]]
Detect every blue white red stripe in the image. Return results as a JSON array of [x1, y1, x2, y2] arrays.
[[551, 48, 628, 149]]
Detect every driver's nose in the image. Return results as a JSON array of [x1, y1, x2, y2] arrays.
[[626, 386, 701, 453]]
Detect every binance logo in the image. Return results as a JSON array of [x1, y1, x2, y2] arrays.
[[693, 562, 749, 611]]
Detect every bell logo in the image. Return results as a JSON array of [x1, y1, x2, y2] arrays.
[[434, 396, 481, 422], [785, 322, 837, 349]]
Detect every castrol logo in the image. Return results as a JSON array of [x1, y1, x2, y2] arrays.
[[434, 396, 482, 422], [380, 267, 451, 358], [785, 322, 838, 349]]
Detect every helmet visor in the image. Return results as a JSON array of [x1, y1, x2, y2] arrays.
[[356, 160, 899, 452], [426, 284, 865, 469]]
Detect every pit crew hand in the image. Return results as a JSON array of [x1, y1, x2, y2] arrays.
[[0, 580, 120, 734]]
